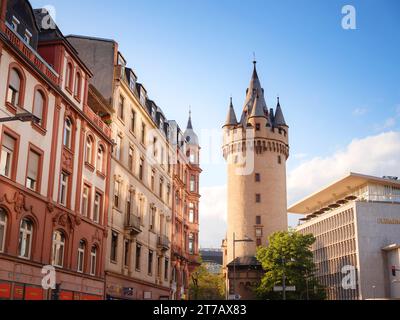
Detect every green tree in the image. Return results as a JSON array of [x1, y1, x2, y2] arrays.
[[189, 262, 225, 300], [255, 230, 326, 300]]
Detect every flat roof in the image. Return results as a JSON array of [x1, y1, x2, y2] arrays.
[[288, 172, 400, 215]]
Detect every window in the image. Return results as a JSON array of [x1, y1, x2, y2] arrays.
[[256, 216, 261, 225], [135, 243, 141, 270], [26, 148, 41, 191], [18, 219, 33, 259], [256, 194, 261, 203], [85, 135, 94, 164], [115, 135, 122, 161], [59, 172, 69, 206], [151, 107, 156, 119], [51, 231, 65, 267], [128, 147, 134, 172], [150, 206, 156, 231], [159, 178, 164, 199], [189, 203, 195, 223], [33, 89, 45, 127], [7, 68, 22, 106], [278, 155, 282, 164], [148, 250, 153, 275], [141, 123, 146, 145], [81, 185, 90, 217], [0, 209, 7, 253], [188, 233, 195, 254], [255, 228, 263, 237], [118, 95, 124, 120], [97, 145, 104, 173], [0, 133, 17, 179], [151, 170, 155, 191], [90, 246, 97, 276], [130, 110, 136, 133], [110, 231, 118, 262], [124, 240, 130, 267], [153, 137, 157, 157], [255, 123, 261, 131], [93, 192, 102, 223], [65, 63, 73, 90], [164, 258, 169, 281], [74, 72, 81, 99], [63, 118, 72, 149], [190, 175, 196, 192], [77, 240, 85, 273], [256, 238, 262, 247], [139, 158, 144, 180], [255, 173, 261, 182], [157, 256, 162, 278], [23, 29, 32, 45], [114, 180, 120, 208]]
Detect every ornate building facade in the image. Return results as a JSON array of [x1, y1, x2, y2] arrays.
[[222, 61, 289, 299], [0, 0, 112, 300]]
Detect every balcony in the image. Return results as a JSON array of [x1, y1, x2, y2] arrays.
[[83, 105, 112, 138], [157, 235, 170, 251], [125, 213, 141, 235]]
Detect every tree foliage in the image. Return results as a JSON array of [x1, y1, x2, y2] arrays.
[[189, 262, 225, 300], [255, 230, 326, 300]]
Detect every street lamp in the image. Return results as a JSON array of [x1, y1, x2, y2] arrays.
[[232, 232, 253, 299]]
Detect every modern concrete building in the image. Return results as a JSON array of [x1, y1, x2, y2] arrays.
[[291, 173, 400, 300], [221, 61, 289, 299]]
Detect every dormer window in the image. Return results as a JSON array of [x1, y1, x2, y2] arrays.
[[23, 29, 32, 46], [160, 118, 164, 130], [151, 107, 156, 118], [11, 16, 20, 31], [129, 75, 135, 91]]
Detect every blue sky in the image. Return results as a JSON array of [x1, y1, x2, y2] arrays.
[[31, 0, 400, 247]]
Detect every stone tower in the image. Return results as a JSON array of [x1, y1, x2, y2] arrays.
[[222, 61, 289, 299]]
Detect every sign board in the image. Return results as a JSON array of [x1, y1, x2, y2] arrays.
[[273, 286, 296, 292]]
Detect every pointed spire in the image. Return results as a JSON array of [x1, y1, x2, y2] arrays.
[[274, 96, 287, 127], [224, 97, 238, 127], [187, 106, 193, 129], [249, 94, 266, 119]]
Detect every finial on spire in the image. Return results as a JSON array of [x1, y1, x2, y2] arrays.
[[277, 95, 280, 106], [189, 105, 192, 118], [252, 52, 257, 68], [187, 106, 193, 129]]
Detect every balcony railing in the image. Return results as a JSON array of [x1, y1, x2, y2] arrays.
[[4, 23, 59, 85], [125, 213, 141, 235], [157, 235, 170, 251], [83, 105, 112, 138]]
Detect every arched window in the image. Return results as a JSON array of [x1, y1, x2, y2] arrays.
[[97, 145, 104, 172], [63, 118, 72, 149], [33, 89, 45, 127], [77, 240, 86, 273], [90, 246, 97, 276], [7, 68, 22, 106], [65, 63, 73, 90], [74, 72, 81, 99], [18, 218, 33, 259], [0, 208, 7, 253], [51, 230, 66, 267], [85, 135, 94, 164]]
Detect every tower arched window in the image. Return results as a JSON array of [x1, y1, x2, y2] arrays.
[[97, 144, 105, 173], [85, 135, 94, 165], [33, 89, 46, 127], [63, 118, 72, 149], [51, 230, 66, 267], [90, 246, 97, 275], [77, 240, 86, 273], [7, 68, 23, 107], [0, 208, 7, 253], [65, 62, 73, 90], [18, 218, 33, 259], [74, 72, 81, 99]]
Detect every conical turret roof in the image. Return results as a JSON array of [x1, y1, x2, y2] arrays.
[[224, 97, 238, 127], [274, 97, 287, 127]]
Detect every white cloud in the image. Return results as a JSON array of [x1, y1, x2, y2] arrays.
[[287, 131, 400, 207], [200, 131, 400, 247], [199, 185, 227, 248], [352, 108, 367, 116], [294, 153, 308, 160]]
